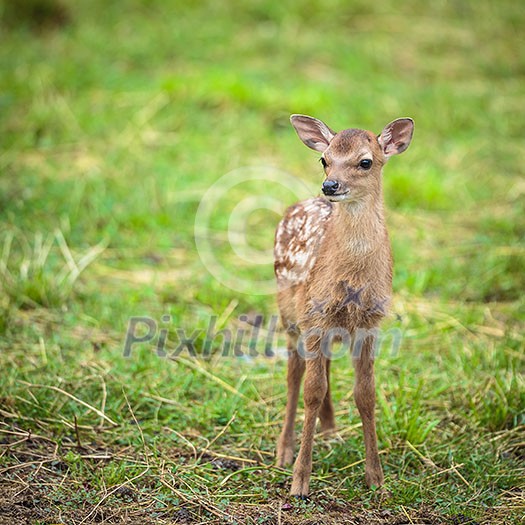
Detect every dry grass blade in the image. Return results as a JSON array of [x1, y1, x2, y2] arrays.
[[55, 228, 108, 287], [159, 476, 229, 520], [406, 440, 438, 469], [199, 413, 237, 462], [78, 468, 150, 525], [21, 382, 118, 427], [173, 356, 253, 402]]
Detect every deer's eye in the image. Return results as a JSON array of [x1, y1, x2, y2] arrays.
[[320, 157, 328, 168], [359, 159, 372, 170]]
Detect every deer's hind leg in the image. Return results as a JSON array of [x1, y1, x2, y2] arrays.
[[318, 358, 335, 434]]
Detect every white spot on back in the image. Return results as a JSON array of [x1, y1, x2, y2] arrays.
[[274, 197, 332, 287]]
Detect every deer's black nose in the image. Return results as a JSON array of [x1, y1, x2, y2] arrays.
[[322, 180, 339, 195]]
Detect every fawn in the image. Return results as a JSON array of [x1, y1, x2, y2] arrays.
[[274, 114, 414, 497]]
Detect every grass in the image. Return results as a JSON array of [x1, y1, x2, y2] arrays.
[[0, 0, 524, 523]]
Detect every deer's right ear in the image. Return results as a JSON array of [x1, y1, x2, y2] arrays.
[[290, 115, 335, 152]]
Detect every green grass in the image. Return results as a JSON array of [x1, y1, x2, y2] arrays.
[[0, 0, 524, 523]]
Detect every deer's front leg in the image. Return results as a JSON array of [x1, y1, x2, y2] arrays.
[[290, 350, 327, 497], [276, 335, 305, 467], [353, 336, 383, 488]]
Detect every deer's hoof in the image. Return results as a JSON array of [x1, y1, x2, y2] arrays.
[[292, 494, 310, 501], [290, 468, 311, 498], [319, 423, 336, 437], [365, 468, 384, 489], [276, 445, 294, 467]]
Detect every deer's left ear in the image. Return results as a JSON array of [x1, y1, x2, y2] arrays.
[[378, 118, 414, 158]]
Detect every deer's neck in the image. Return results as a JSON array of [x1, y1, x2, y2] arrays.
[[330, 194, 387, 258]]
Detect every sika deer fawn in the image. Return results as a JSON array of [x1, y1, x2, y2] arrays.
[[274, 114, 414, 497]]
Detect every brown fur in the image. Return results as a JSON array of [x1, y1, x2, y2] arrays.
[[274, 114, 414, 496]]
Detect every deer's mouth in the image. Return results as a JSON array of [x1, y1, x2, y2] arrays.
[[325, 191, 350, 202]]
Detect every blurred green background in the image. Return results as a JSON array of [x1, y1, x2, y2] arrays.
[[0, 0, 523, 523]]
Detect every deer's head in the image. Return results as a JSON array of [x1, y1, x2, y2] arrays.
[[290, 115, 414, 204]]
